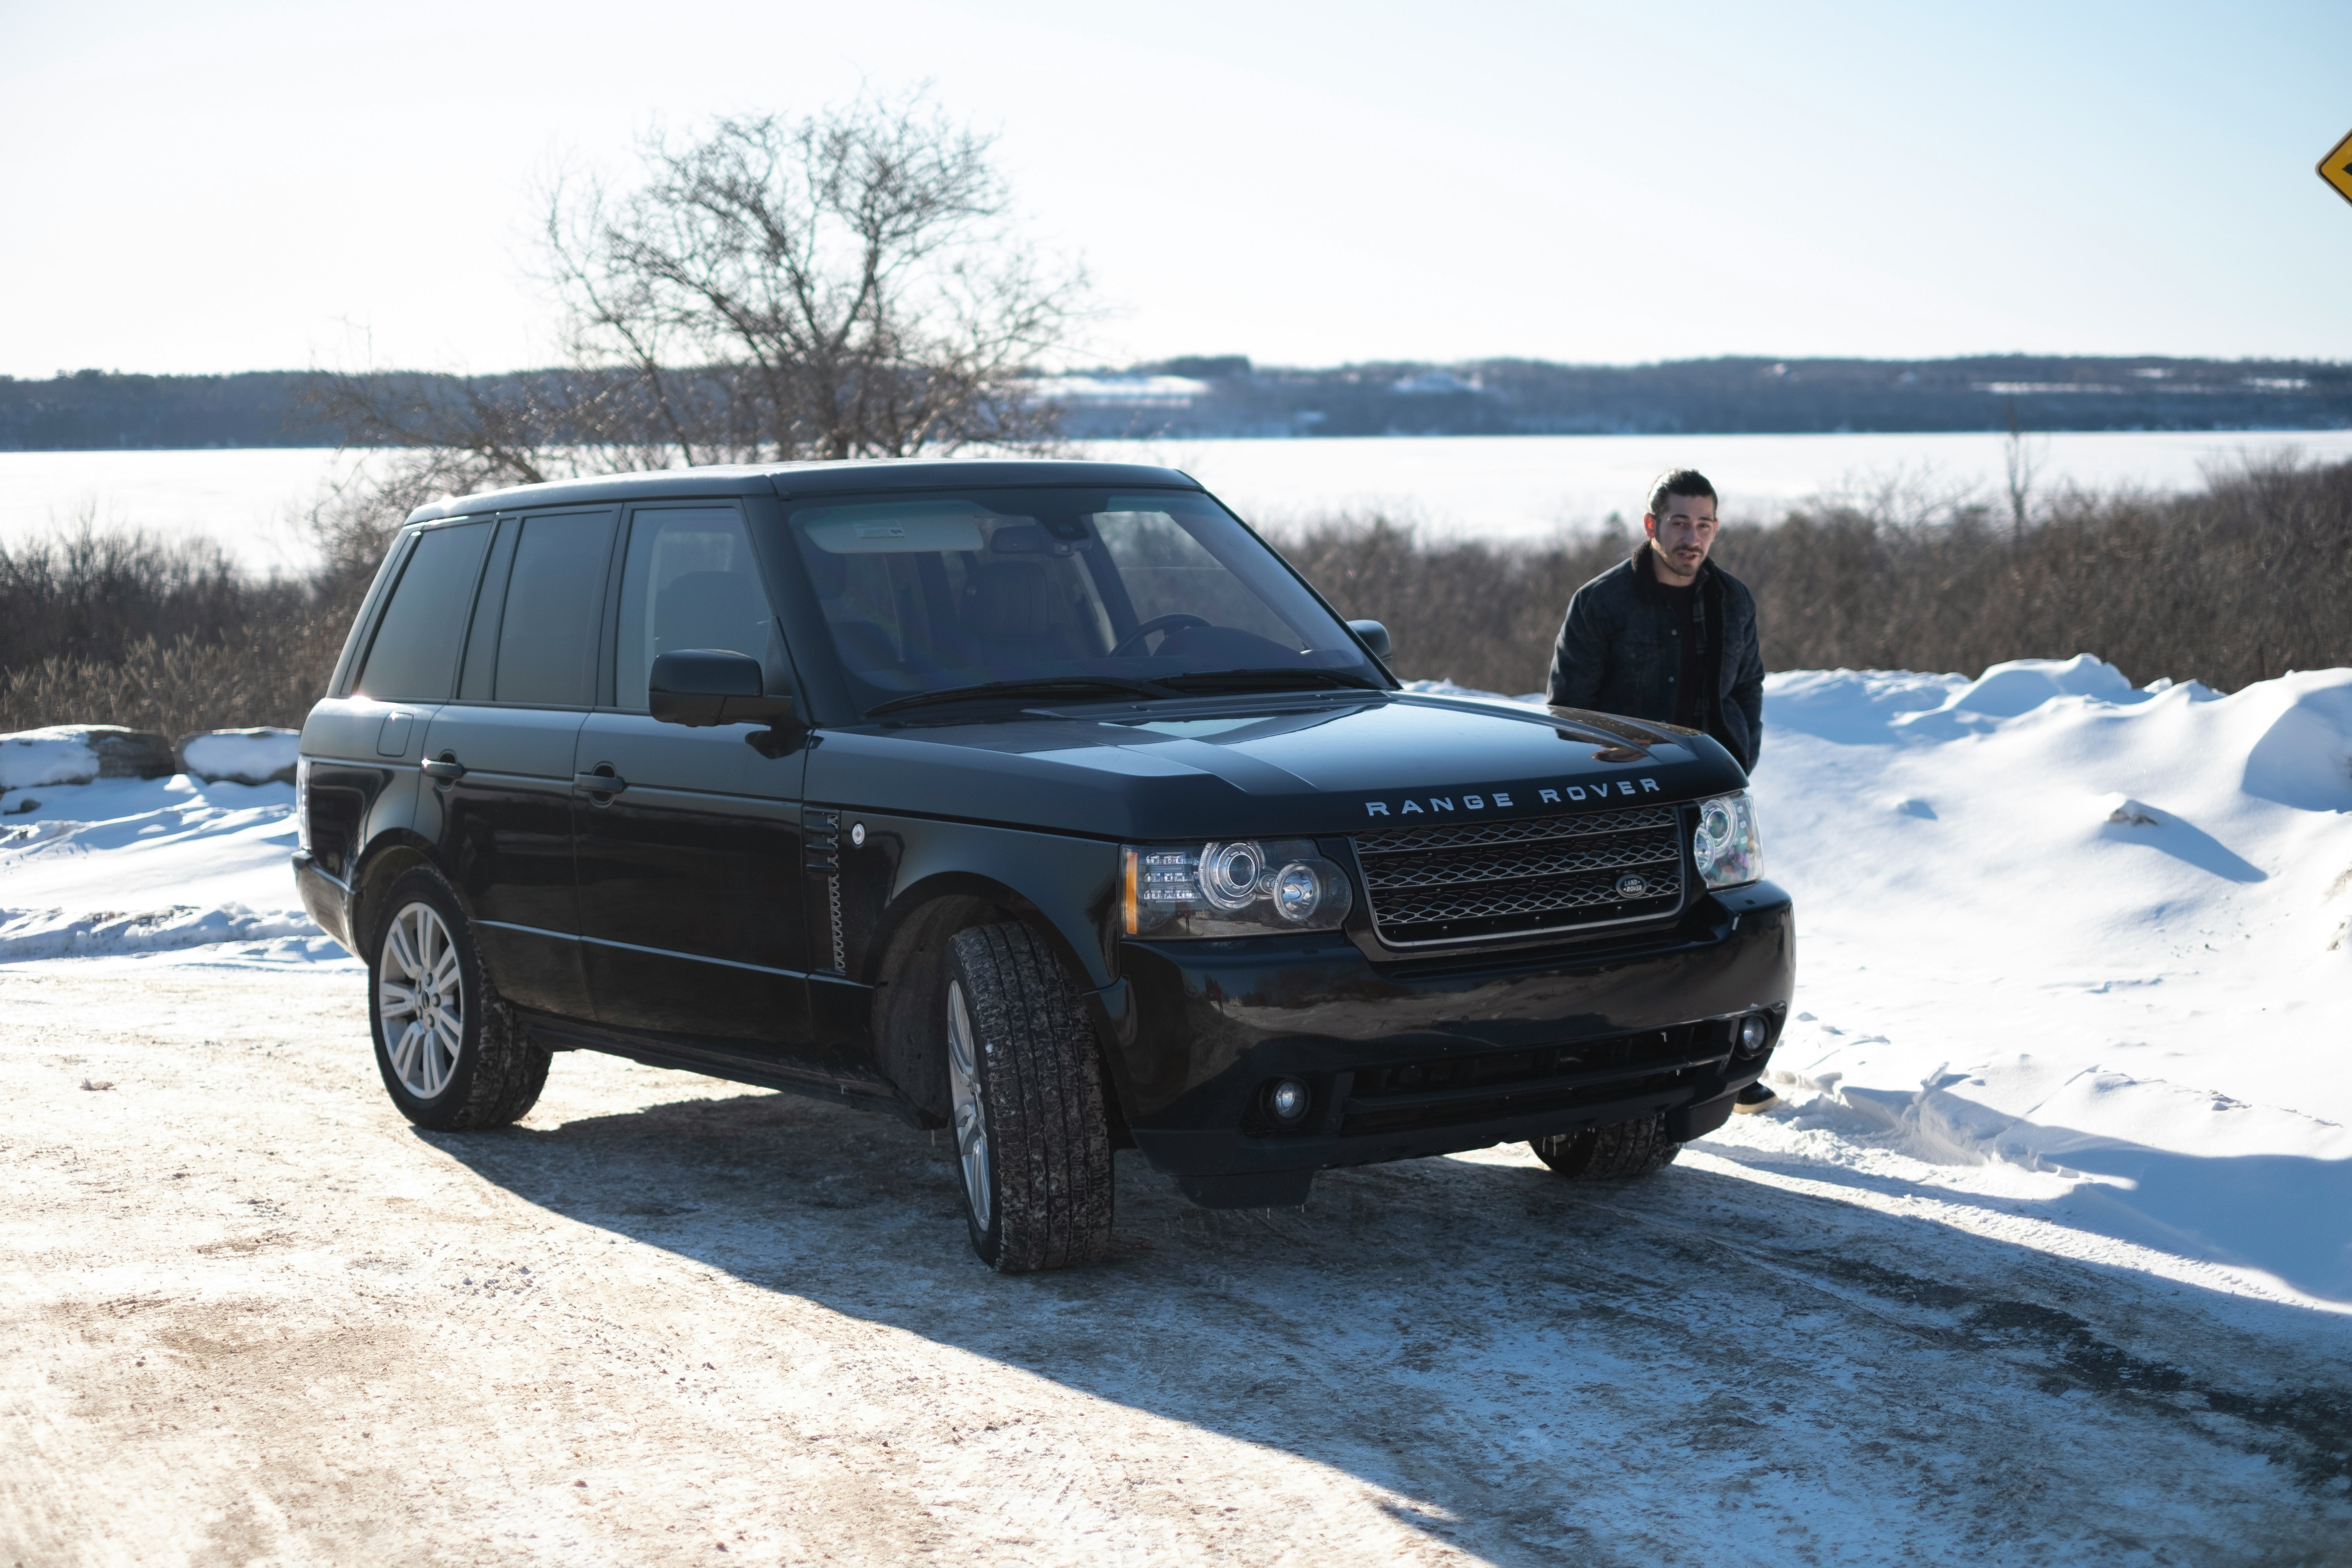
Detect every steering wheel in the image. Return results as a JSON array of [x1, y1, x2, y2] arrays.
[[1111, 612, 1211, 657]]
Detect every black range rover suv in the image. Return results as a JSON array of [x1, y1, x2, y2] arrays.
[[294, 460, 1793, 1271]]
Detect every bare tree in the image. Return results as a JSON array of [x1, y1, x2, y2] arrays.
[[312, 93, 1085, 499], [2003, 396, 2045, 540]]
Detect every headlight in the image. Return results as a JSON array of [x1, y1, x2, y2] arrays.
[[1123, 838, 1354, 937], [1692, 791, 1762, 889]]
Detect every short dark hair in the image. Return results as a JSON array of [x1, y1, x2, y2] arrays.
[[1646, 468, 1717, 519]]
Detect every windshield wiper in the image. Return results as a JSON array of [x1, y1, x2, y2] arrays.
[[1157, 668, 1385, 695], [865, 676, 1183, 717]]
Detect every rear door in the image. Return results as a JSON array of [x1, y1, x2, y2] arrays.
[[572, 503, 821, 1069], [311, 518, 495, 892], [421, 506, 619, 1018]]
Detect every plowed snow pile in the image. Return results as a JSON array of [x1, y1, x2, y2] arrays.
[[1715, 657, 2352, 1309], [0, 772, 344, 965]]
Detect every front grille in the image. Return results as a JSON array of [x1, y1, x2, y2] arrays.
[[1340, 1024, 1730, 1139], [1353, 803, 1686, 947]]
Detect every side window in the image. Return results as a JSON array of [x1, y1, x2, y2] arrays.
[[354, 521, 492, 702], [613, 506, 784, 711], [493, 510, 618, 707], [456, 518, 520, 702]]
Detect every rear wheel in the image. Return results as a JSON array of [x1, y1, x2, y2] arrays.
[[943, 924, 1114, 1272], [368, 868, 549, 1131], [1530, 1113, 1681, 1180]]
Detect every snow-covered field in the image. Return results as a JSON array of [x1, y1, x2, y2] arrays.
[[4, 660, 2349, 1563]]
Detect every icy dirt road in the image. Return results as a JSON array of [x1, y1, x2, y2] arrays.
[[5, 961, 2347, 1568]]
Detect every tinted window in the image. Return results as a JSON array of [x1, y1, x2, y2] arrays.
[[494, 511, 617, 706], [614, 506, 784, 711], [354, 522, 492, 702], [456, 518, 520, 702], [784, 488, 1380, 713]]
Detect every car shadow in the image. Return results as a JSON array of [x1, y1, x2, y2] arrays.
[[418, 1085, 2352, 1563]]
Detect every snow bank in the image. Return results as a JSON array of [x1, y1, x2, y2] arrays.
[[1735, 657, 2352, 1305], [0, 900, 332, 962], [0, 773, 350, 968]]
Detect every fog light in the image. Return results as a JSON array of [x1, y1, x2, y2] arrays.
[[1737, 1015, 1770, 1055], [1267, 1078, 1311, 1123]]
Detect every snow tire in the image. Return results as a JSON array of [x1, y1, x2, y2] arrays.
[[1530, 1113, 1682, 1180], [367, 867, 550, 1131], [942, 923, 1114, 1273]]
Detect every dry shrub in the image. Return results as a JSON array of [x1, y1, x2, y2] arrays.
[[2, 454, 2344, 733], [0, 521, 271, 671], [1275, 515, 1632, 695], [1280, 456, 2352, 694], [0, 624, 348, 737], [0, 472, 416, 735]]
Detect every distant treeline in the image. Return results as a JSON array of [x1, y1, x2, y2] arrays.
[[1087, 354, 2352, 440], [5, 355, 2349, 450], [3, 456, 2345, 738]]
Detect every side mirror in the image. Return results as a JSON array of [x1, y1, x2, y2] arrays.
[[649, 649, 797, 730], [1347, 619, 1392, 660]]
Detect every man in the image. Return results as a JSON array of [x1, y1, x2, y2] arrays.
[[1546, 468, 1776, 1112]]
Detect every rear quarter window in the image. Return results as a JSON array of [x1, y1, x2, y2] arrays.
[[355, 522, 493, 702]]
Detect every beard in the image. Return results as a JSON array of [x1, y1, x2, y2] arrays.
[[1651, 539, 1706, 580]]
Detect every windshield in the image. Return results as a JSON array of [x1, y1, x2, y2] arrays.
[[784, 487, 1386, 713]]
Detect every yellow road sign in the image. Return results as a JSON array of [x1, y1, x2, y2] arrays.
[[2321, 126, 2352, 209]]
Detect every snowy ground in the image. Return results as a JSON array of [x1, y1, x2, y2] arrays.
[[3, 661, 2350, 1564]]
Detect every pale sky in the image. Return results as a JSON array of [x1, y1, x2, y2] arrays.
[[5, 0, 2349, 379]]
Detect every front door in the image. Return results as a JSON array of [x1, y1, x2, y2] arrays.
[[573, 504, 818, 1069]]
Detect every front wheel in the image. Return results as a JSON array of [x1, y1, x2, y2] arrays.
[[368, 868, 549, 1131], [1530, 1113, 1681, 1180], [943, 924, 1114, 1272]]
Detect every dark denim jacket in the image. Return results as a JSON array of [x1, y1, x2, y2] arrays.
[[1544, 550, 1765, 770]]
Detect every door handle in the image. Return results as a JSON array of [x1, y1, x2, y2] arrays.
[[572, 768, 628, 795], [421, 757, 466, 781]]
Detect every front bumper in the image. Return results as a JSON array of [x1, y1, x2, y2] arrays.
[[291, 850, 356, 953], [1098, 881, 1794, 1205]]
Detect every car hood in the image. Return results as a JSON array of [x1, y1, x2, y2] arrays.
[[804, 691, 1748, 841]]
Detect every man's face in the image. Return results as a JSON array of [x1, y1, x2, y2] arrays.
[[1645, 492, 1719, 581]]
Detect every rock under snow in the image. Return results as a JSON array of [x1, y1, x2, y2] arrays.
[[0, 726, 174, 790], [177, 727, 301, 784]]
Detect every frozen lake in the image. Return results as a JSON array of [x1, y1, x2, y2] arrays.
[[4, 428, 2349, 573]]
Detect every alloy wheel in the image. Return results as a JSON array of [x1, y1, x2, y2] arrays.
[[945, 978, 991, 1231], [379, 900, 463, 1098]]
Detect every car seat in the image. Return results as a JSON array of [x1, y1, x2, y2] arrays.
[[963, 561, 1078, 670], [654, 570, 764, 660]]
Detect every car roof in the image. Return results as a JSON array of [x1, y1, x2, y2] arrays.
[[403, 457, 1205, 524]]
